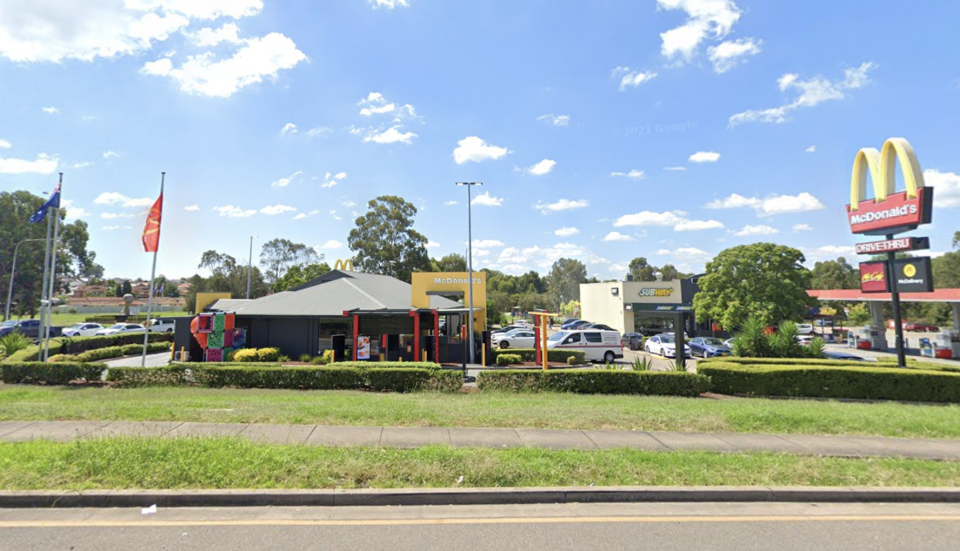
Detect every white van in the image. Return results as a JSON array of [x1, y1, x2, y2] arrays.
[[547, 329, 623, 364]]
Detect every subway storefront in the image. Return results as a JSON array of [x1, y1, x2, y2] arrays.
[[580, 276, 702, 336]]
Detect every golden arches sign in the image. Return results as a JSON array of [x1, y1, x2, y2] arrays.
[[846, 137, 932, 236], [334, 259, 354, 271]]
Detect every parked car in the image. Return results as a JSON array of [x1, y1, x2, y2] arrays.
[[688, 337, 731, 358], [0, 319, 42, 338], [492, 324, 527, 335], [823, 351, 869, 361], [582, 323, 616, 331], [560, 319, 586, 330], [621, 332, 643, 347], [904, 322, 938, 332], [625, 333, 645, 350], [147, 318, 176, 333], [643, 334, 691, 358], [723, 337, 735, 349], [815, 319, 834, 327], [95, 323, 145, 336], [491, 329, 536, 349], [795, 335, 814, 346], [61, 323, 104, 337], [795, 323, 814, 335], [547, 329, 623, 364]]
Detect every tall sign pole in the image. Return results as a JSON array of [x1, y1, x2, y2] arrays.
[[456, 182, 483, 367], [886, 234, 907, 367]]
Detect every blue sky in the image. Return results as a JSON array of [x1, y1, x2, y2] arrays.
[[1, 0, 959, 280]]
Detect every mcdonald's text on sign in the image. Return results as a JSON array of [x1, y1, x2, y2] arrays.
[[847, 188, 932, 235], [854, 236, 930, 255]]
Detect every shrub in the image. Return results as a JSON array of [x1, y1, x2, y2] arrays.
[[233, 349, 259, 362], [48, 354, 79, 363], [310, 355, 329, 366], [106, 366, 190, 387], [257, 347, 281, 362], [2, 362, 106, 385], [299, 354, 312, 363], [496, 353, 522, 366], [491, 348, 586, 364], [698, 361, 960, 403], [76, 346, 124, 363], [225, 349, 237, 362], [478, 370, 709, 396], [631, 356, 653, 372], [0, 333, 31, 357], [58, 332, 173, 355], [187, 364, 456, 392], [567, 355, 578, 366], [121, 343, 141, 355]]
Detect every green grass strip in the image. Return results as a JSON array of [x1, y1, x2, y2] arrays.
[[3, 386, 960, 439], [2, 438, 960, 490]]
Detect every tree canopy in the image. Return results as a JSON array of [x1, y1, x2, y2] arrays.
[[185, 250, 270, 312], [431, 253, 467, 272], [273, 262, 332, 292], [810, 257, 859, 290], [546, 258, 588, 306], [348, 195, 431, 283], [628, 257, 691, 281], [259, 238, 321, 284], [693, 243, 812, 329]]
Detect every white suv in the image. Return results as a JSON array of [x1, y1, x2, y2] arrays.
[[147, 318, 176, 333], [796, 323, 814, 335]]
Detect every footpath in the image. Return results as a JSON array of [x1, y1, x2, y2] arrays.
[[3, 420, 960, 461]]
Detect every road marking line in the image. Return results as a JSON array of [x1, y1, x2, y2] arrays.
[[2, 515, 960, 529]]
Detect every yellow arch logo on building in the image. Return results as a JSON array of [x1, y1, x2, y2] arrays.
[[849, 137, 924, 210], [334, 259, 354, 271]]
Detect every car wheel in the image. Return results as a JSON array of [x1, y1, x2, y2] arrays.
[[660, 347, 666, 358], [603, 351, 615, 364], [166, 328, 174, 333], [499, 341, 509, 349]]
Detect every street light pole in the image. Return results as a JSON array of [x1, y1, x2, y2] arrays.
[[246, 235, 256, 300], [456, 182, 482, 365], [5, 238, 46, 321]]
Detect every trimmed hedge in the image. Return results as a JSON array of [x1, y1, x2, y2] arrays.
[[491, 348, 586, 364], [496, 354, 522, 366], [106, 365, 189, 387], [477, 369, 710, 396], [699, 361, 960, 403], [2, 362, 106, 385], [187, 365, 457, 392], [190, 361, 442, 370], [76, 346, 124, 363], [59, 332, 173, 355]]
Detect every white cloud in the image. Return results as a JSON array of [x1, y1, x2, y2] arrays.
[[362, 126, 418, 144], [0, 139, 10, 149], [705, 192, 825, 216], [184, 204, 200, 212], [689, 151, 720, 163], [280, 123, 298, 136], [334, 172, 347, 180], [554, 227, 580, 237], [729, 62, 876, 126], [101, 225, 128, 231], [140, 32, 307, 98], [340, 199, 356, 208], [100, 212, 136, 219], [805, 145, 817, 153], [190, 22, 243, 47], [801, 245, 856, 262], [489, 242, 609, 274], [657, 0, 743, 61], [213, 205, 257, 218], [329, 210, 341, 221], [102, 150, 121, 160], [524, 159, 556, 176], [657, 247, 712, 258], [792, 223, 813, 232], [614, 211, 684, 227], [41, 107, 59, 114], [472, 240, 505, 248], [475, 249, 490, 257], [306, 127, 333, 138], [924, 169, 960, 208], [93, 192, 152, 208], [535, 198, 589, 214], [370, 0, 409, 9], [319, 171, 347, 188], [453, 136, 510, 164], [733, 224, 779, 236], [426, 241, 441, 249], [444, 200, 458, 206], [70, 161, 94, 169], [357, 92, 417, 122], [0, 0, 264, 63], [260, 204, 296, 215], [293, 209, 320, 220], [537, 114, 570, 126], [603, 231, 634, 242], [60, 200, 89, 221], [707, 37, 761, 73], [611, 169, 646, 180], [319, 240, 343, 249], [471, 192, 504, 207], [271, 170, 302, 188], [612, 66, 657, 91], [664, 166, 687, 171], [675, 219, 725, 231]]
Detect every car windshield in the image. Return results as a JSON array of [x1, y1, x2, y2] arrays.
[[107, 324, 126, 330], [1, 320, 16, 327], [702, 338, 725, 345], [66, 323, 85, 329], [548, 332, 566, 342], [659, 334, 675, 343]]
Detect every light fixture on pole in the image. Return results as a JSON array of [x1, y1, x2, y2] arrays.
[[246, 235, 257, 300], [455, 182, 482, 366], [5, 238, 46, 321]]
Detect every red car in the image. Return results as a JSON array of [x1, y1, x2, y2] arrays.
[[904, 322, 938, 332]]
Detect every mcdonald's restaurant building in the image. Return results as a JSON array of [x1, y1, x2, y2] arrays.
[[186, 267, 486, 363]]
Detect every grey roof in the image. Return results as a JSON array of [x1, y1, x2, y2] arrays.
[[220, 270, 463, 317], [205, 299, 253, 312]]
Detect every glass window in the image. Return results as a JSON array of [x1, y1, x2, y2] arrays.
[[584, 332, 602, 343], [562, 334, 581, 345]]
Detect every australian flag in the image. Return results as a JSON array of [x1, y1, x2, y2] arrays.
[[29, 182, 61, 223]]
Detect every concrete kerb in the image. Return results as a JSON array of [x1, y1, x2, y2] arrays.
[[3, 487, 960, 509]]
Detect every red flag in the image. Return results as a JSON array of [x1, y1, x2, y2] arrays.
[[142, 191, 163, 253]]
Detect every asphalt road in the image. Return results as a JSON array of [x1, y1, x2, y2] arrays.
[[3, 502, 960, 550]]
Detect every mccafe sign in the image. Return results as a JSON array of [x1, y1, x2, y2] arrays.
[[846, 138, 933, 236]]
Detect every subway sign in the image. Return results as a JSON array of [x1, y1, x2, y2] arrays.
[[846, 138, 933, 236], [638, 288, 674, 298], [855, 236, 930, 255]]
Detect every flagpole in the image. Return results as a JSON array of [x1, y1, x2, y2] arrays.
[[43, 204, 61, 362], [37, 211, 53, 350], [141, 172, 164, 368]]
